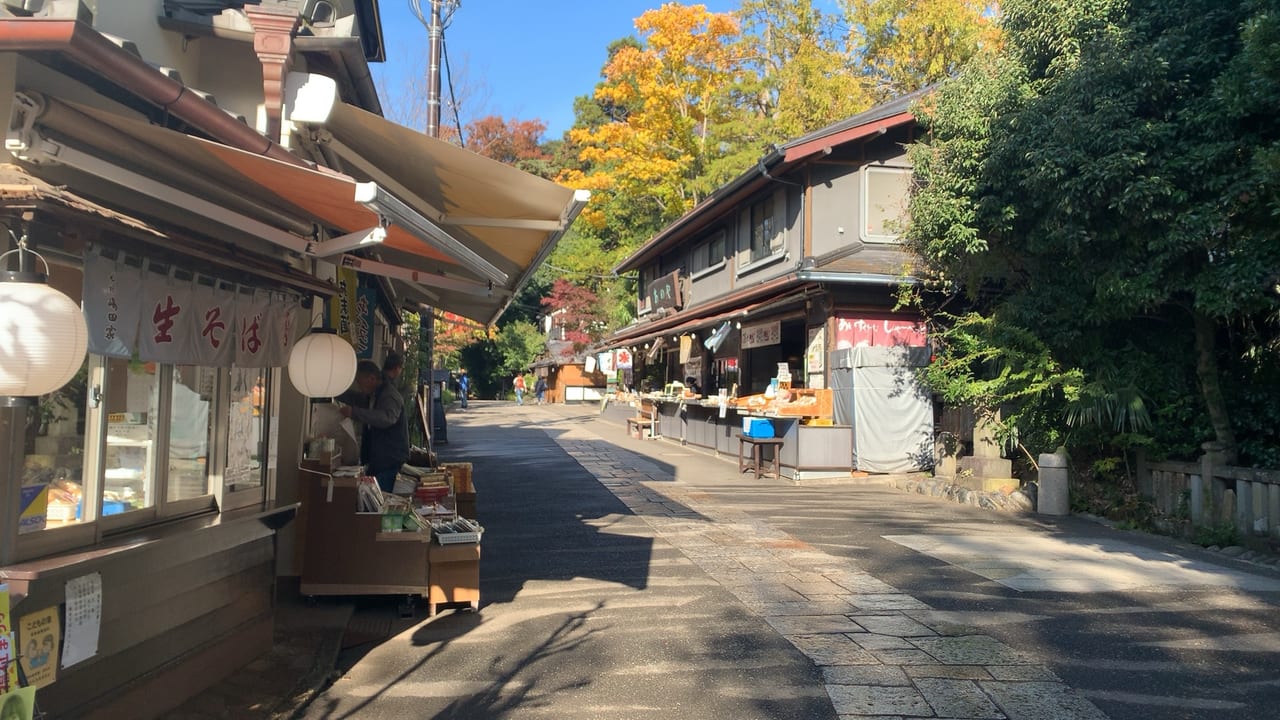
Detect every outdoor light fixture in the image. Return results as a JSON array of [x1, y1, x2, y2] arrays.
[[354, 182, 508, 287], [287, 327, 357, 398], [0, 233, 88, 407]]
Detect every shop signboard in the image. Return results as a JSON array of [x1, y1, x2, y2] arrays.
[[645, 270, 683, 311], [806, 326, 825, 373], [835, 315, 926, 348], [615, 347, 633, 369], [741, 320, 781, 349]]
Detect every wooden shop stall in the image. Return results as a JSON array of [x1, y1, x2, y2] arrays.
[[295, 446, 481, 616]]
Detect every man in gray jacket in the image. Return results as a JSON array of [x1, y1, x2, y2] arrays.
[[339, 354, 410, 493]]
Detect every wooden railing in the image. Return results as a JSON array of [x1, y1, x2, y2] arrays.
[[1138, 444, 1280, 536]]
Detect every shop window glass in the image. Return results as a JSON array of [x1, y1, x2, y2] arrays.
[[23, 356, 90, 531], [167, 365, 217, 502], [225, 367, 266, 492], [862, 166, 912, 242], [692, 231, 726, 275], [750, 196, 776, 262], [103, 357, 159, 515]]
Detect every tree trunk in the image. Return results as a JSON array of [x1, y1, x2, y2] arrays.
[[1192, 309, 1237, 463]]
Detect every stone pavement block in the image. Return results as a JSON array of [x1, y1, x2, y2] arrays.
[[746, 600, 858, 616], [847, 594, 932, 611], [767, 614, 865, 635], [980, 681, 1109, 720], [851, 614, 940, 637], [914, 677, 1005, 719], [850, 634, 914, 650], [911, 636, 1028, 665], [904, 664, 992, 680], [871, 648, 938, 665], [823, 665, 912, 686], [826, 572, 903, 595], [790, 633, 881, 665], [985, 665, 1061, 682], [788, 579, 853, 596], [827, 684, 934, 716]]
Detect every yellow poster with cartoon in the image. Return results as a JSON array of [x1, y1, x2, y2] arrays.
[[18, 608, 58, 688]]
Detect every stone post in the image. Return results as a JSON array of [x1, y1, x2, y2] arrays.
[[1038, 449, 1070, 516], [1200, 441, 1226, 527]]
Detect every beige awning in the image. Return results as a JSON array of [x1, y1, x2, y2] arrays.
[[13, 89, 586, 324], [287, 72, 590, 323]]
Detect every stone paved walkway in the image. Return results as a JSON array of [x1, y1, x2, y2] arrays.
[[555, 433, 1108, 720]]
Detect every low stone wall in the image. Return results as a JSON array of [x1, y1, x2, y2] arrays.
[[890, 475, 1036, 513]]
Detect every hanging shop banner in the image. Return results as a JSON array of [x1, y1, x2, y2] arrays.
[[704, 321, 732, 353], [615, 347, 633, 369], [678, 335, 693, 364], [835, 316, 927, 348], [597, 351, 615, 375], [0, 583, 14, 693], [188, 282, 237, 367], [329, 265, 359, 346], [740, 320, 781, 349], [806, 326, 826, 373], [354, 286, 376, 359], [646, 336, 666, 361], [684, 356, 703, 381], [82, 253, 142, 358], [271, 293, 302, 368], [139, 270, 196, 365], [236, 292, 272, 368]]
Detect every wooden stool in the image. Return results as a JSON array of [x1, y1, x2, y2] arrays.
[[737, 434, 784, 480]]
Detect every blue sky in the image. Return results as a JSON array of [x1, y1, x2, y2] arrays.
[[372, 0, 748, 139]]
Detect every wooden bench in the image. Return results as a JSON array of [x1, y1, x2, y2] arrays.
[[626, 400, 660, 439], [737, 434, 784, 480]]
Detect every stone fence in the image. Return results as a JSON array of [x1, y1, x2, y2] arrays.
[[1138, 443, 1280, 537]]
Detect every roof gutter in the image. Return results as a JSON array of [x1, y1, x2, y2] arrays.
[[0, 18, 305, 167], [795, 270, 918, 286]]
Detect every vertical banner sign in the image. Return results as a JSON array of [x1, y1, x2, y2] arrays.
[[0, 583, 14, 693], [82, 253, 141, 358], [271, 294, 301, 368], [806, 326, 826, 373], [236, 292, 271, 368], [598, 351, 616, 375], [189, 282, 237, 367], [18, 606, 60, 688], [615, 347, 633, 369], [329, 265, 358, 346], [354, 287, 376, 359], [139, 270, 195, 364]]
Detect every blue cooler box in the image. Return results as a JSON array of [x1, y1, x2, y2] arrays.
[[742, 417, 774, 438]]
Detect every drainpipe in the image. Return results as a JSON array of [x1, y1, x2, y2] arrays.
[[245, 6, 301, 147], [0, 18, 305, 167]]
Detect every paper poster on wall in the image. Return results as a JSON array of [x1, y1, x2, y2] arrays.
[[61, 573, 101, 668], [18, 606, 60, 688]]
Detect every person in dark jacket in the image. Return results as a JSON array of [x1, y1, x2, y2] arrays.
[[339, 354, 409, 493], [534, 376, 547, 405]]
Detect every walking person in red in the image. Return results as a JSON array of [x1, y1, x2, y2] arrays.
[[513, 373, 527, 405]]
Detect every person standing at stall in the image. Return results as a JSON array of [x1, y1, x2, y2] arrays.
[[339, 354, 409, 493]]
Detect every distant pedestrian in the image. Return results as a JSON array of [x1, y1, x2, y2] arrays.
[[534, 376, 547, 405], [457, 369, 469, 409], [514, 373, 526, 405]]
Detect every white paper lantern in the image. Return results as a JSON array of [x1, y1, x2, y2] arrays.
[[0, 272, 89, 404], [287, 329, 357, 398]]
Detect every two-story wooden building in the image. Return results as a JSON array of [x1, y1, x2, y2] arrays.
[[0, 2, 583, 717], [605, 90, 935, 479]]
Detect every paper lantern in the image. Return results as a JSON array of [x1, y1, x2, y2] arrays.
[[287, 328, 357, 398], [0, 268, 88, 406]]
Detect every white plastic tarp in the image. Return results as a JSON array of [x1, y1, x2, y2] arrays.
[[851, 346, 933, 473]]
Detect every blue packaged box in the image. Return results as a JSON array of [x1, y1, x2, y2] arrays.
[[742, 417, 774, 438]]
